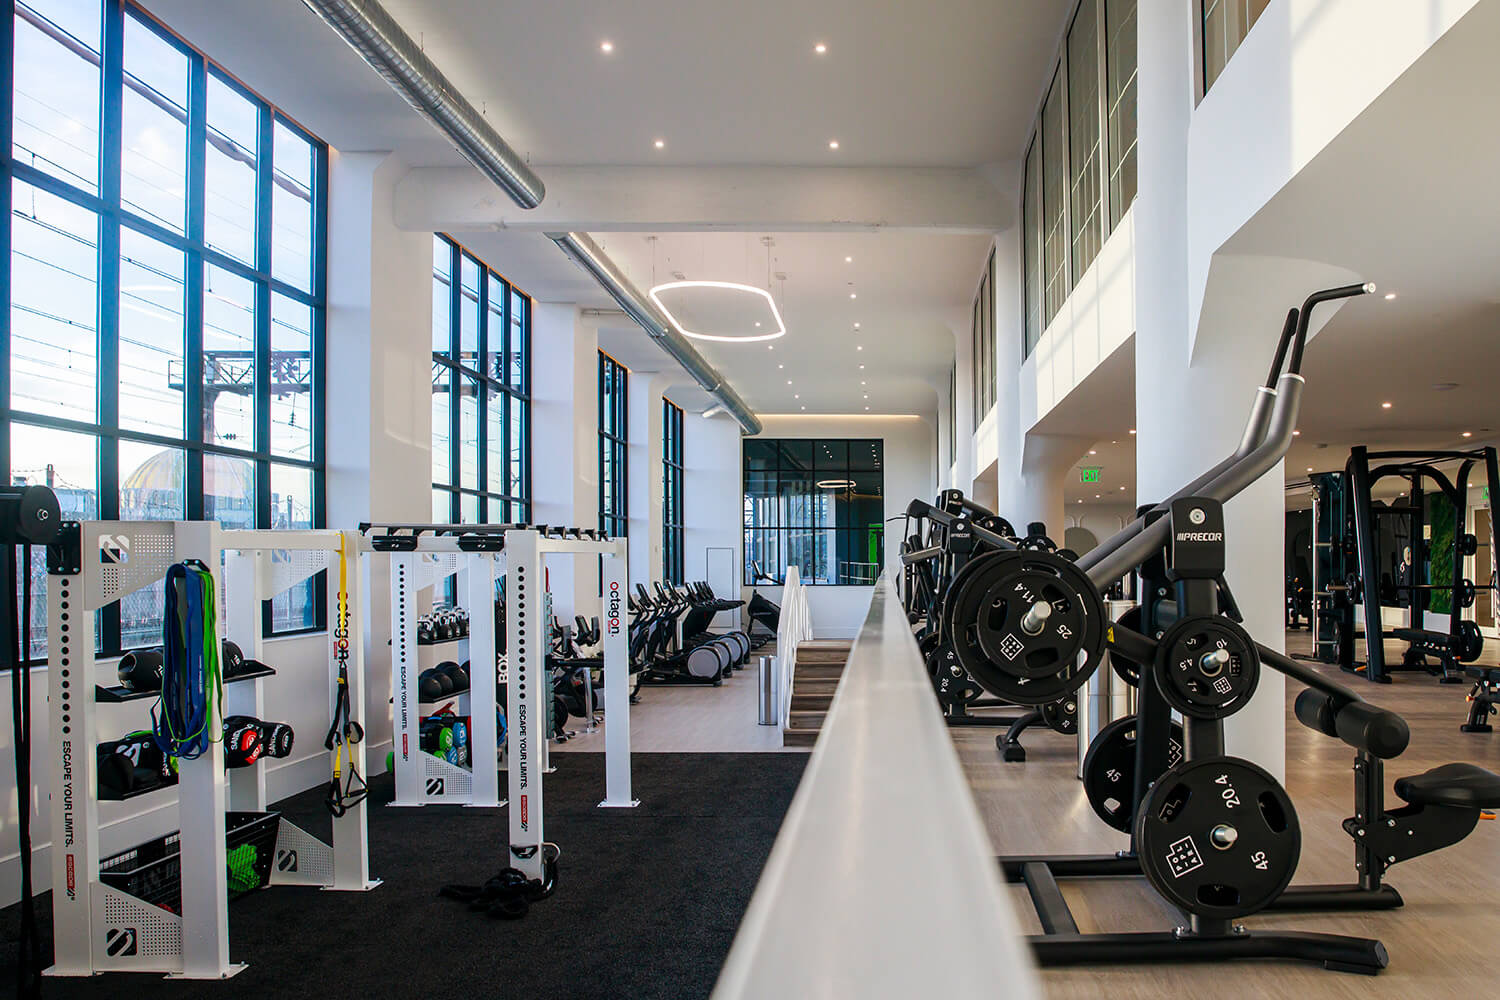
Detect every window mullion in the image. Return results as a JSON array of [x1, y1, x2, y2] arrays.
[[183, 51, 207, 518], [253, 102, 273, 528], [0, 3, 11, 483]]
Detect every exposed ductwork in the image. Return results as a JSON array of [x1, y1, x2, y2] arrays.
[[550, 232, 763, 435], [301, 0, 544, 208], [304, 0, 763, 435]]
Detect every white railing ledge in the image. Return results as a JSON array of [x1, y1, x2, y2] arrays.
[[713, 575, 1041, 1000]]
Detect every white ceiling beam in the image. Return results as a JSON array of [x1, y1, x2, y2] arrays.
[[393, 165, 1012, 234]]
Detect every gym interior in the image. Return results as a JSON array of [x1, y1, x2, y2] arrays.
[[3, 1, 1499, 997]]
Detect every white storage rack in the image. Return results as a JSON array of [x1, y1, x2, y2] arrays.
[[44, 521, 378, 980], [360, 524, 636, 851]]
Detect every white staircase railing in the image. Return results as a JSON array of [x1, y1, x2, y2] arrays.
[[775, 565, 813, 730]]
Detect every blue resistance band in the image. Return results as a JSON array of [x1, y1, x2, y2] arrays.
[[152, 562, 223, 760]]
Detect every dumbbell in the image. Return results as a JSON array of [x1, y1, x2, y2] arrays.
[[417, 619, 434, 644]]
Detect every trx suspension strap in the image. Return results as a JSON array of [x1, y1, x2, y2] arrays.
[[326, 536, 367, 816], [152, 561, 223, 760]]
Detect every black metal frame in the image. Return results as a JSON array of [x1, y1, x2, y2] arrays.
[[4, 0, 328, 652], [429, 233, 532, 527], [998, 499, 1390, 975], [662, 396, 684, 584], [1344, 446, 1499, 683], [741, 438, 886, 586]]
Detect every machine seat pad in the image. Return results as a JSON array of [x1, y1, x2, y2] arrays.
[[1390, 628, 1447, 647], [1394, 762, 1500, 809]]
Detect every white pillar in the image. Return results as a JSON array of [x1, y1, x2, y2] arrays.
[[627, 372, 670, 588], [326, 150, 432, 759], [530, 303, 598, 619], [1134, 1, 1284, 777]]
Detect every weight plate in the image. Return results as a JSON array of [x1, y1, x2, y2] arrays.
[[1081, 716, 1185, 832], [1040, 696, 1078, 735], [1110, 605, 1146, 687], [1136, 755, 1300, 920], [940, 550, 1105, 706], [1152, 616, 1260, 720], [1458, 619, 1485, 663], [929, 644, 981, 707]]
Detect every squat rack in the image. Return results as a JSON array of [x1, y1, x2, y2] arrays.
[[45, 521, 377, 981]]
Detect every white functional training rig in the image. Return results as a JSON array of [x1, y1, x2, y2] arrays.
[[45, 521, 377, 980], [359, 523, 635, 881]]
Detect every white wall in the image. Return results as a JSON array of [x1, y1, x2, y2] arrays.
[[746, 414, 938, 639], [683, 410, 743, 614]]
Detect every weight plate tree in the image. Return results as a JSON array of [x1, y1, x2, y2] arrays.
[[1080, 716, 1185, 832], [1151, 616, 1260, 719], [940, 550, 1106, 706], [1136, 756, 1300, 920]]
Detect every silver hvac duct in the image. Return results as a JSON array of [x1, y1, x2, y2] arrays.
[[301, 0, 545, 208], [304, 0, 761, 434], [549, 232, 764, 436]]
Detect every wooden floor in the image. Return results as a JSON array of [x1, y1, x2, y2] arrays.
[[952, 630, 1500, 998], [551, 643, 806, 754]]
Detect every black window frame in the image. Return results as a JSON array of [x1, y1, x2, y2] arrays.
[[430, 233, 532, 527], [662, 397, 684, 585], [598, 350, 627, 539], [742, 438, 885, 587], [5, 0, 329, 656]]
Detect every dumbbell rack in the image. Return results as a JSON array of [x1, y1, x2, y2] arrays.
[[45, 522, 378, 981]]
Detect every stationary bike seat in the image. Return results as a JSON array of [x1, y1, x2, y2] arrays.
[[1394, 762, 1500, 809]]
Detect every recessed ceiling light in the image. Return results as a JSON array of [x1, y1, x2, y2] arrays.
[[1381, 401, 1392, 409], [801, 405, 806, 410], [1128, 429, 1136, 435], [853, 322, 860, 329], [768, 345, 774, 350], [1384, 293, 1396, 300], [754, 321, 761, 327], [794, 394, 800, 399], [1095, 494, 1101, 499], [1077, 499, 1083, 504], [1292, 430, 1301, 436], [778, 363, 784, 369], [858, 364, 864, 369], [600, 40, 614, 53], [654, 138, 665, 149], [849, 292, 857, 299], [814, 42, 828, 54], [1119, 486, 1126, 491], [863, 394, 868, 399], [786, 380, 792, 385], [860, 381, 866, 386], [1306, 467, 1314, 473], [844, 255, 852, 263], [1088, 449, 1097, 455], [864, 406, 869, 411], [1463, 431, 1473, 438], [829, 139, 840, 150]]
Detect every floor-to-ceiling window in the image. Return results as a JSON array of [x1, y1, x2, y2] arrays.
[[429, 234, 531, 525], [1022, 0, 1139, 358], [662, 397, 684, 584], [742, 439, 884, 585], [971, 249, 995, 422], [598, 351, 628, 539], [6, 0, 328, 654]]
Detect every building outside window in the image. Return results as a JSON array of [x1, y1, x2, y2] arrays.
[[742, 439, 884, 585], [430, 234, 531, 526], [662, 398, 684, 584], [6, 0, 328, 655], [598, 351, 628, 539]]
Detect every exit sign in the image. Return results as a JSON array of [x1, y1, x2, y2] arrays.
[[1080, 468, 1101, 484]]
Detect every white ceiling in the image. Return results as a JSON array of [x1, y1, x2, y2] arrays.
[[377, 0, 1070, 168], [594, 230, 992, 413], [142, 0, 1076, 418]]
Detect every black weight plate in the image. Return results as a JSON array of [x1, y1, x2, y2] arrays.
[[1110, 605, 1145, 687], [1041, 696, 1078, 735], [1081, 716, 1185, 832], [1457, 620, 1484, 663], [978, 515, 1016, 540], [1152, 616, 1260, 720], [941, 551, 1105, 706], [1136, 756, 1300, 920]]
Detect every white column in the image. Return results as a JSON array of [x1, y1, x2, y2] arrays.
[[326, 150, 433, 762], [627, 372, 671, 588], [530, 304, 598, 619], [1134, 1, 1284, 776]]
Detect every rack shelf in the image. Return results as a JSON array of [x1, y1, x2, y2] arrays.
[[96, 663, 277, 703]]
